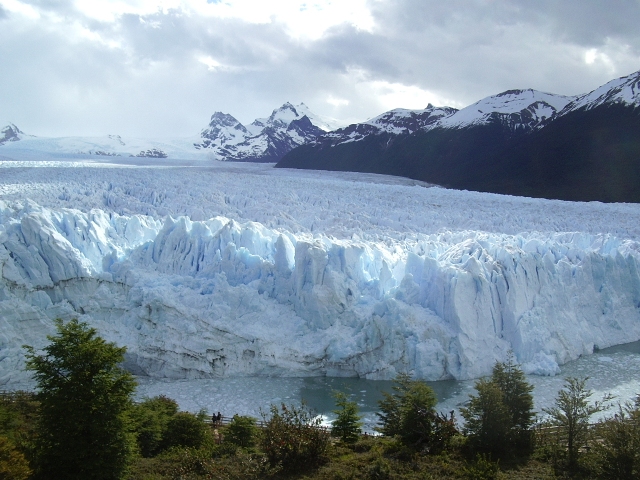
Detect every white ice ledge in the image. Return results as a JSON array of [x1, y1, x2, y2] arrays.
[[1, 200, 640, 384]]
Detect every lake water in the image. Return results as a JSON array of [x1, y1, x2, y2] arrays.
[[136, 341, 640, 431]]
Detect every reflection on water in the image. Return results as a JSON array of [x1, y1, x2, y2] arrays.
[[134, 340, 640, 432]]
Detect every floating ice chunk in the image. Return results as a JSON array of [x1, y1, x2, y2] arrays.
[[522, 352, 561, 376]]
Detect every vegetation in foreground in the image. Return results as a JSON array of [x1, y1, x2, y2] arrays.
[[1, 318, 639, 479]]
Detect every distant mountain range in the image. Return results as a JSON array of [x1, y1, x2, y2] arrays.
[[0, 102, 340, 162], [3, 70, 640, 202], [277, 70, 640, 203]]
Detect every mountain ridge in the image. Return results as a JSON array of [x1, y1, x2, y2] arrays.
[[0, 102, 337, 162], [277, 70, 640, 203]]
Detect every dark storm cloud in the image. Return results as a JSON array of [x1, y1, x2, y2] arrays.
[[514, 0, 640, 46], [308, 0, 640, 105], [1, 0, 639, 137]]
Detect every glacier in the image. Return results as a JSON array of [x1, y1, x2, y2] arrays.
[[1, 156, 640, 385]]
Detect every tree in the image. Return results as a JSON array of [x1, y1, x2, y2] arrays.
[[461, 353, 535, 456], [24, 318, 136, 480], [377, 374, 456, 452], [461, 378, 511, 456], [331, 391, 363, 443], [131, 395, 179, 457], [491, 351, 535, 451], [543, 377, 613, 468]]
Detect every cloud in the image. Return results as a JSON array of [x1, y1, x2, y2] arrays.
[[0, 0, 639, 137]]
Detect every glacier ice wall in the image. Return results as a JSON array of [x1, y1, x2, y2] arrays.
[[2, 199, 640, 384]]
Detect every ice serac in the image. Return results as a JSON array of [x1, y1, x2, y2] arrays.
[[2, 201, 640, 384]]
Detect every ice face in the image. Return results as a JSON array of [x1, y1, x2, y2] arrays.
[[1, 159, 640, 385]]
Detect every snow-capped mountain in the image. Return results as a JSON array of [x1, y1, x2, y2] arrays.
[[280, 89, 573, 157], [437, 89, 574, 131], [558, 69, 640, 114], [278, 69, 640, 203], [0, 124, 27, 145], [194, 102, 334, 162], [317, 105, 457, 147], [0, 103, 337, 162]]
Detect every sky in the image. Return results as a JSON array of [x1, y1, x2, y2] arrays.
[[1, 0, 640, 138]]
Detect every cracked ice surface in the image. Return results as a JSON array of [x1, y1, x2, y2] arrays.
[[1, 155, 640, 384]]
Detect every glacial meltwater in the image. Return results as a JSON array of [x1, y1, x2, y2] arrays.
[[135, 341, 640, 432]]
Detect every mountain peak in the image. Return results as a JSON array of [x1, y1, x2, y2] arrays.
[[0, 123, 25, 145], [268, 102, 301, 127], [195, 102, 329, 161], [560, 69, 640, 114], [438, 89, 574, 130], [208, 112, 243, 127]]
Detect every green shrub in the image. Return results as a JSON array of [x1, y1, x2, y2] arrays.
[[462, 453, 499, 480], [211, 441, 238, 458], [542, 377, 613, 469], [0, 392, 39, 463], [592, 398, 640, 479], [366, 456, 391, 479], [0, 436, 32, 480], [260, 402, 330, 474], [224, 414, 258, 448], [132, 395, 179, 457], [161, 412, 208, 451]]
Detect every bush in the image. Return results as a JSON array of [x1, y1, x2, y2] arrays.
[[260, 403, 330, 474], [592, 397, 640, 479], [366, 455, 391, 479], [462, 453, 499, 480], [224, 414, 258, 449], [0, 391, 39, 463], [132, 395, 179, 457], [161, 412, 208, 451], [0, 436, 32, 480]]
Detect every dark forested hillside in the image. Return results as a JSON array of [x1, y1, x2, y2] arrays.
[[277, 104, 640, 203]]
